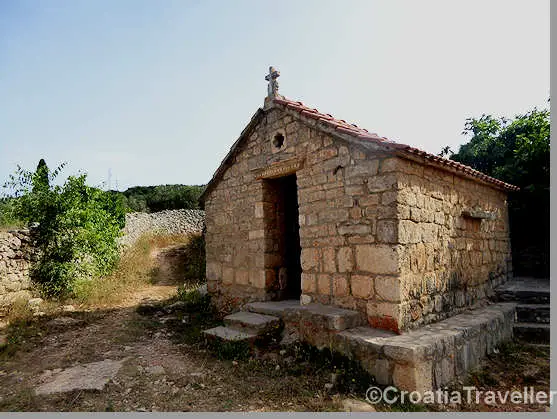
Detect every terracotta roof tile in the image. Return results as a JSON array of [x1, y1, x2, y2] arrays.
[[273, 97, 519, 192]]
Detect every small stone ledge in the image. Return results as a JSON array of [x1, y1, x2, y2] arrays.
[[202, 326, 257, 342], [296, 303, 365, 331], [224, 311, 280, 333], [331, 302, 516, 392]]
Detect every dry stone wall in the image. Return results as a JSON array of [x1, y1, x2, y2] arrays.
[[0, 229, 35, 311], [119, 209, 205, 247], [0, 210, 205, 310]]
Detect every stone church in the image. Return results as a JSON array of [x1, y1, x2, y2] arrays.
[[201, 67, 517, 335]]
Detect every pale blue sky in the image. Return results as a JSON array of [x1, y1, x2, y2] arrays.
[[0, 0, 550, 190]]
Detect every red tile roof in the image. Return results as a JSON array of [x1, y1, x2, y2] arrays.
[[273, 97, 519, 192]]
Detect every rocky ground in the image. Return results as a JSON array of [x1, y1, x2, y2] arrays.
[[0, 243, 551, 412]]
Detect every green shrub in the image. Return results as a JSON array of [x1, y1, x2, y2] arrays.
[[0, 198, 23, 230], [3, 160, 126, 296], [175, 285, 211, 313]]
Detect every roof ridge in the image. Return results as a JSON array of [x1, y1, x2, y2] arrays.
[[273, 97, 519, 192]]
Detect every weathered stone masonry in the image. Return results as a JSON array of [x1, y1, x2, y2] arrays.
[[0, 229, 35, 312], [119, 209, 205, 247], [0, 210, 206, 311], [203, 97, 515, 333]]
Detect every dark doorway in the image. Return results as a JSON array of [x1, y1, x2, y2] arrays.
[[281, 175, 302, 299], [263, 174, 302, 300]]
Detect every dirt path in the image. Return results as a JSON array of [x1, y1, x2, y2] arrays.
[[0, 302, 345, 411], [0, 245, 346, 412], [0, 244, 551, 412]]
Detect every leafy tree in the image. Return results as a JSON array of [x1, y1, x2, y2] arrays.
[[3, 161, 126, 296], [33, 159, 50, 194], [449, 107, 550, 277], [116, 184, 205, 213]]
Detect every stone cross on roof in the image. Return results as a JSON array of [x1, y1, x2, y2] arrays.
[[265, 66, 280, 98]]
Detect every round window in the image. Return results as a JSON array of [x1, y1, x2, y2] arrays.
[[273, 133, 285, 149]]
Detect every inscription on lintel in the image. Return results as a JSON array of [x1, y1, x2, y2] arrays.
[[255, 159, 304, 179]]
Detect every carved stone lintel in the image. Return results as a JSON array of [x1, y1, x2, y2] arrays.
[[254, 158, 304, 180]]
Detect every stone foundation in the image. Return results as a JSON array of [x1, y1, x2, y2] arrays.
[[332, 303, 515, 392], [245, 300, 515, 392]]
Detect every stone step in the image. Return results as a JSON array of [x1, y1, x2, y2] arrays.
[[247, 300, 364, 332], [297, 303, 364, 331], [246, 300, 301, 317], [496, 278, 550, 304], [224, 311, 280, 334], [515, 304, 550, 324], [202, 326, 257, 343], [513, 322, 550, 344]]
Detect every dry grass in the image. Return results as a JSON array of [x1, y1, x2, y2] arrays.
[[69, 233, 197, 307], [2, 298, 35, 324]]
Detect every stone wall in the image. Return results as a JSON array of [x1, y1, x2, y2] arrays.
[[204, 106, 512, 332], [0, 229, 35, 311], [119, 209, 205, 247], [205, 107, 400, 317], [391, 157, 512, 331], [0, 210, 205, 311]]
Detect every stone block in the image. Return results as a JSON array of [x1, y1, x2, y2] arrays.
[[371, 358, 392, 385], [376, 220, 397, 243], [338, 224, 371, 236], [248, 229, 265, 240], [381, 191, 397, 205], [355, 245, 399, 274], [350, 275, 373, 299], [367, 173, 397, 193], [254, 202, 264, 218], [206, 262, 221, 281], [333, 275, 349, 297], [301, 272, 316, 293], [375, 276, 401, 302], [301, 248, 320, 271], [398, 220, 421, 244], [337, 247, 353, 273], [322, 247, 336, 273], [317, 274, 331, 295], [367, 301, 400, 331], [249, 270, 265, 288], [235, 270, 249, 286], [392, 361, 433, 393], [222, 267, 235, 285]]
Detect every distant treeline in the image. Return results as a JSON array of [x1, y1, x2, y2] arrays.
[[111, 184, 205, 213]]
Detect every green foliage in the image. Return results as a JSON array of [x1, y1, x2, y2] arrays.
[[175, 285, 211, 313], [114, 184, 205, 213], [0, 198, 23, 229], [449, 107, 550, 276], [3, 161, 126, 296]]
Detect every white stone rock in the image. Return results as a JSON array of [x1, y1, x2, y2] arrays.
[[300, 294, 312, 305], [342, 398, 376, 412], [34, 359, 126, 395]]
